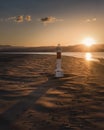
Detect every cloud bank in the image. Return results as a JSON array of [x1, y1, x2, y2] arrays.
[[15, 15, 32, 22], [0, 15, 32, 23]]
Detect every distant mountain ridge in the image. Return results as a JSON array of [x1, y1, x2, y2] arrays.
[[0, 44, 104, 52]]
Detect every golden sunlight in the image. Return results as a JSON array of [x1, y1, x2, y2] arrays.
[[85, 52, 92, 61], [82, 37, 96, 47]]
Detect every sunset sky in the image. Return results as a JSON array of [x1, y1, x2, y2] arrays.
[[0, 0, 104, 46]]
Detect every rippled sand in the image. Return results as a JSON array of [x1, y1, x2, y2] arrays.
[[0, 54, 104, 130]]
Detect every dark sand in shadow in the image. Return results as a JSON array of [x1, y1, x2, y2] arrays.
[[0, 54, 104, 130]]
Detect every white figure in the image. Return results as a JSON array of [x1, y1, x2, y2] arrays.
[[55, 44, 64, 77]]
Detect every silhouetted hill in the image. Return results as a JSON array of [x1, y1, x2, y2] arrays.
[[0, 44, 104, 52]]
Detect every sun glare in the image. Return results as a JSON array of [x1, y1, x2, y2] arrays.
[[82, 37, 96, 47], [85, 53, 92, 61]]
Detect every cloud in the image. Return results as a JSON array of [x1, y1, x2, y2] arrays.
[[25, 15, 31, 22], [16, 15, 24, 23], [16, 15, 32, 22], [7, 16, 16, 21], [92, 18, 97, 21], [40, 16, 63, 25], [0, 15, 32, 23], [85, 19, 90, 23], [41, 16, 56, 23], [85, 18, 97, 23]]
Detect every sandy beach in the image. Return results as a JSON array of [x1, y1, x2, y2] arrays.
[[0, 54, 104, 130]]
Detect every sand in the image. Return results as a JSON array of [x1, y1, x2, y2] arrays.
[[0, 54, 104, 130]]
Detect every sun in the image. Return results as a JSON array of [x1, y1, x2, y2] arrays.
[[82, 37, 96, 47]]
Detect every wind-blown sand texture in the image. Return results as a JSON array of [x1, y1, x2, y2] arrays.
[[0, 54, 104, 130]]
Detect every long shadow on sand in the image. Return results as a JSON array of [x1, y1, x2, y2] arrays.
[[0, 73, 76, 130], [0, 74, 40, 82]]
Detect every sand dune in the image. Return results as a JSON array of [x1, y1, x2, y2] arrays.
[[0, 54, 104, 130]]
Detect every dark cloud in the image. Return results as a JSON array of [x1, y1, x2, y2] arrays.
[[40, 16, 63, 25]]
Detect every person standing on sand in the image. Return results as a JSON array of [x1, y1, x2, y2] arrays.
[[55, 44, 64, 77]]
